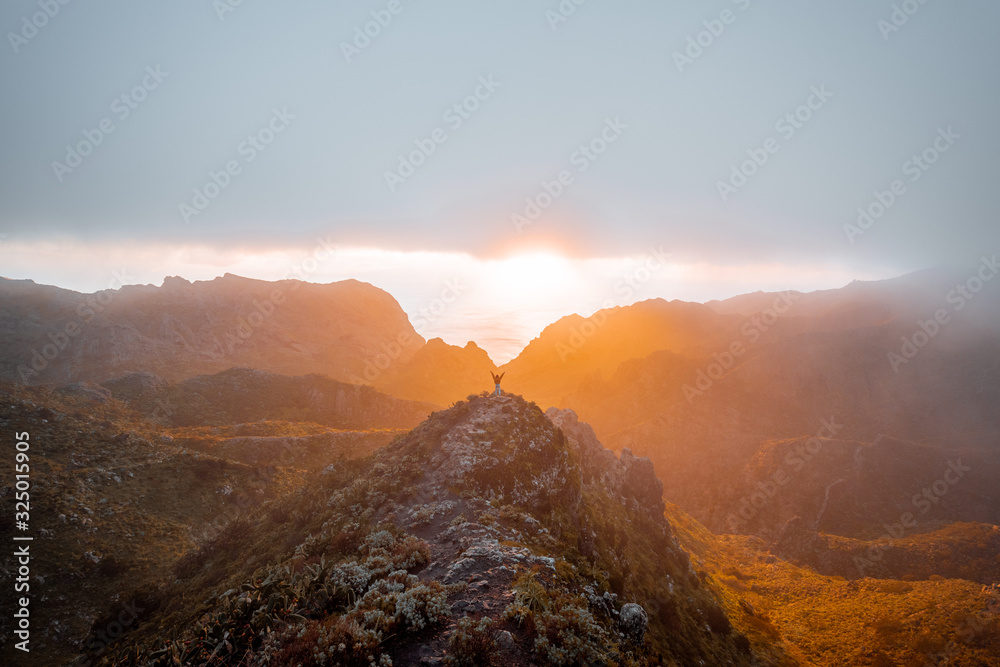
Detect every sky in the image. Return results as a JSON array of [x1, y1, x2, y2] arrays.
[[1, 1, 998, 361]]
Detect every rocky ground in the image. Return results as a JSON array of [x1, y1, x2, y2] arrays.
[[86, 393, 753, 666]]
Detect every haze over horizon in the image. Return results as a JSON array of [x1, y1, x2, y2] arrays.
[[1, 253, 909, 365]]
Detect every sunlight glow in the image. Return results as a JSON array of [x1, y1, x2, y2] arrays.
[[481, 252, 579, 308], [0, 239, 892, 363]]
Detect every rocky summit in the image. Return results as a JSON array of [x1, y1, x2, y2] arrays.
[[88, 393, 751, 666]]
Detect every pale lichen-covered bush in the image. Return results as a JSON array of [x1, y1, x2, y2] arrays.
[[112, 523, 443, 667], [395, 583, 451, 630], [363, 529, 396, 551], [530, 595, 610, 667], [407, 500, 456, 526], [331, 561, 373, 595]]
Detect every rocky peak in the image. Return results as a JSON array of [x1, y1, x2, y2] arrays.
[[161, 275, 192, 289], [547, 407, 666, 518], [395, 394, 578, 515]]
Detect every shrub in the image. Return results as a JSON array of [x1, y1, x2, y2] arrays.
[[512, 571, 549, 613], [871, 613, 903, 638], [554, 559, 576, 582], [446, 616, 497, 666], [529, 594, 610, 666], [870, 650, 895, 667], [395, 582, 451, 630], [125, 524, 443, 666], [505, 573, 615, 666]]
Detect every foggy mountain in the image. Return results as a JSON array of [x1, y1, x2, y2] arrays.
[[2, 266, 999, 666]]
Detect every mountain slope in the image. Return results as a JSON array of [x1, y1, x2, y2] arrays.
[[667, 504, 1000, 667], [499, 299, 750, 408], [567, 325, 1000, 538], [508, 268, 1000, 545], [87, 395, 763, 666], [0, 380, 310, 667], [100, 367, 437, 429], [371, 337, 498, 406], [0, 275, 424, 386]]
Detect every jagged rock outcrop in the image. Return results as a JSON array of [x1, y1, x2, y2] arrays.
[[546, 407, 665, 518]]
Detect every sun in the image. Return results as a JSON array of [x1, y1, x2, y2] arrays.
[[483, 251, 579, 309]]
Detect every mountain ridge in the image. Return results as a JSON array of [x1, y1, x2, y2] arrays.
[[74, 393, 759, 666]]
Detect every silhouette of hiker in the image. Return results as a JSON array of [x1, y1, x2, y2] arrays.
[[491, 371, 505, 397]]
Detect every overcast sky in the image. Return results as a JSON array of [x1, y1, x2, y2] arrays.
[[1, 1, 998, 358]]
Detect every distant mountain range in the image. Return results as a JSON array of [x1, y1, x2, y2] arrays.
[[0, 274, 424, 386], [3, 269, 999, 504], [4, 268, 999, 545], [3, 265, 1000, 666]]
